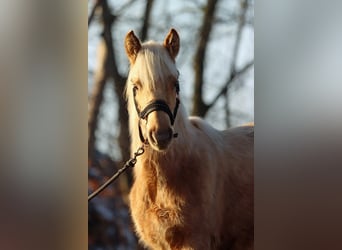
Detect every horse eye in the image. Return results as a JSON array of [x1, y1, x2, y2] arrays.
[[132, 86, 139, 97], [131, 79, 141, 92], [133, 85, 139, 91]]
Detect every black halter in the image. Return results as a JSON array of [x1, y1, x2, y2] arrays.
[[133, 82, 180, 144]]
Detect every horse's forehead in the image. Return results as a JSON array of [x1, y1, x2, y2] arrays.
[[130, 46, 178, 83], [138, 47, 170, 68]]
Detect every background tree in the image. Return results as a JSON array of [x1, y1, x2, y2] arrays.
[[88, 0, 253, 249]]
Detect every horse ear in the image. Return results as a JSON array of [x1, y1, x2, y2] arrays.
[[163, 28, 180, 60], [125, 30, 141, 64]]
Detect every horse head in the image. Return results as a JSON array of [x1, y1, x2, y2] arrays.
[[125, 29, 180, 151]]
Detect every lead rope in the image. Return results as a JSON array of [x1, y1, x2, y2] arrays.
[[88, 145, 145, 202]]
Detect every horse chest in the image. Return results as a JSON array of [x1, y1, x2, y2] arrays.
[[130, 174, 188, 247], [133, 180, 181, 224]]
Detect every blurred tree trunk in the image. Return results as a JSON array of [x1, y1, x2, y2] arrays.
[[192, 0, 219, 117], [140, 0, 154, 41], [88, 39, 107, 165], [88, 1, 103, 165]]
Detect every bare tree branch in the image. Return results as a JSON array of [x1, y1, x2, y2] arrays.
[[224, 90, 231, 127], [88, 0, 100, 27], [207, 60, 254, 109], [224, 0, 248, 126], [229, 0, 247, 76], [116, 0, 138, 14]]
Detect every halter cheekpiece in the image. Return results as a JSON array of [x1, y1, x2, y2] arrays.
[[133, 81, 180, 144]]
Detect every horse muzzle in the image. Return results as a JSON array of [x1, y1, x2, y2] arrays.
[[135, 98, 179, 149], [148, 127, 173, 150]]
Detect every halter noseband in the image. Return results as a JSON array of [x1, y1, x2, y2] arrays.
[[133, 82, 180, 144]]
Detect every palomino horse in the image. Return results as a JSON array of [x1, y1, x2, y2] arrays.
[[124, 29, 253, 250]]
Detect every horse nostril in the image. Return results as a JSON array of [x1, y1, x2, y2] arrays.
[[156, 130, 172, 142], [150, 129, 172, 146], [149, 130, 157, 145]]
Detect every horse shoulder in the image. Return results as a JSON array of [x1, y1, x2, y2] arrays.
[[222, 125, 254, 156]]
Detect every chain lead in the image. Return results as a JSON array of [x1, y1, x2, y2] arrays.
[[88, 145, 145, 201]]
